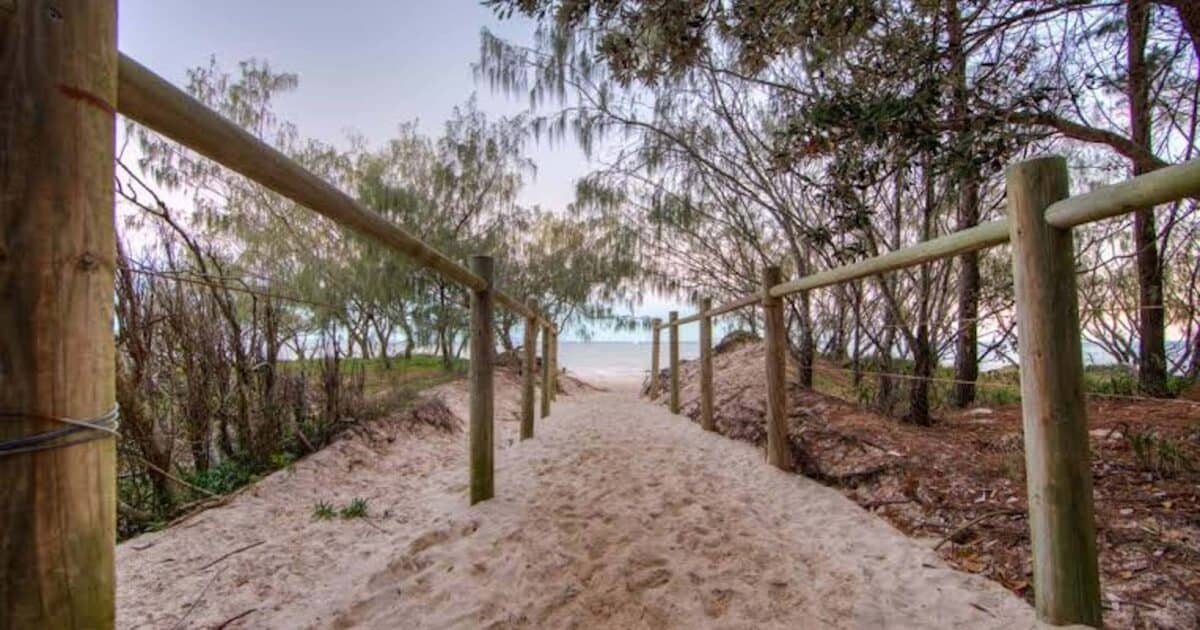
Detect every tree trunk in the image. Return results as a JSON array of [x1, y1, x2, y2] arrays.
[[905, 154, 937, 426], [852, 281, 863, 387], [397, 313, 416, 360], [1163, 0, 1200, 60], [948, 0, 981, 407], [1129, 0, 1169, 396], [437, 284, 454, 369], [796, 253, 815, 387], [907, 336, 934, 426], [372, 318, 393, 368], [876, 311, 896, 414], [498, 321, 516, 354]]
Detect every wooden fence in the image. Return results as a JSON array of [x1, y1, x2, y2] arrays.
[[1, 3, 557, 627], [652, 155, 1200, 627]]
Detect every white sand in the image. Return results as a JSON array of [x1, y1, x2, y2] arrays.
[[118, 385, 1046, 629]]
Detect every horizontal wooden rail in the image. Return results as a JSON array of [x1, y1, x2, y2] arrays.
[[1045, 158, 1200, 228], [769, 220, 1010, 298], [670, 220, 1008, 326], [666, 156, 1200, 328], [496, 291, 553, 330], [117, 54, 553, 330], [674, 293, 758, 326]]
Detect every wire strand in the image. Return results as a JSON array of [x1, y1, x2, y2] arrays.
[[121, 264, 339, 310], [806, 364, 1200, 408]]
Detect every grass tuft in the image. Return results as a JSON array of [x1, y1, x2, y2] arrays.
[[1127, 429, 1192, 478], [312, 501, 336, 520], [339, 497, 369, 519]]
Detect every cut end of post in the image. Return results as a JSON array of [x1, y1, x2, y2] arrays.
[[1006, 156, 1070, 212], [762, 265, 782, 304]]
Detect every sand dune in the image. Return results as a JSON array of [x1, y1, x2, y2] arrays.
[[118, 383, 1046, 629]]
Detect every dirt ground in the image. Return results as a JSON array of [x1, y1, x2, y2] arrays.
[[116, 366, 1046, 629], [652, 340, 1200, 629]]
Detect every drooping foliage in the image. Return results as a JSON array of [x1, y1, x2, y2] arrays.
[[483, 0, 1200, 422]]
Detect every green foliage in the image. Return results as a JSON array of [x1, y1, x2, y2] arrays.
[[181, 459, 260, 496], [269, 452, 297, 470], [312, 501, 337, 520], [1167, 376, 1194, 397], [485, 0, 881, 82], [973, 386, 1021, 407], [1126, 429, 1192, 479], [310, 497, 370, 521], [1083, 365, 1138, 396], [339, 497, 370, 519]]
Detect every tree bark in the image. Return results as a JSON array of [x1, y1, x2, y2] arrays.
[[906, 155, 937, 426], [1129, 0, 1169, 396], [948, 0, 981, 407], [796, 253, 815, 388]]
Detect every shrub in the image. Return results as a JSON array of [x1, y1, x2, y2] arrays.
[[339, 497, 369, 519], [312, 501, 336, 520], [181, 458, 258, 496], [1127, 429, 1192, 478]]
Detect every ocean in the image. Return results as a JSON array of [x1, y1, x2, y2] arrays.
[[558, 341, 698, 381], [554, 339, 1143, 383]]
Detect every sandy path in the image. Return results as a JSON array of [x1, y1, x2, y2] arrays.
[[119, 386, 1045, 629]]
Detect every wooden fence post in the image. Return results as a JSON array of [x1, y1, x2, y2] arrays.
[[763, 265, 793, 470], [521, 298, 538, 440], [700, 298, 715, 431], [550, 330, 558, 401], [1008, 156, 1101, 626], [540, 324, 552, 418], [1, 2, 119, 627], [649, 319, 662, 398], [668, 311, 681, 414], [468, 255, 495, 504]]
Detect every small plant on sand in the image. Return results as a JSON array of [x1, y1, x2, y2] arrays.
[[339, 497, 369, 519], [312, 501, 336, 520]]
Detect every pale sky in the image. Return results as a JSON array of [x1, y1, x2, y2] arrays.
[[119, 0, 694, 341]]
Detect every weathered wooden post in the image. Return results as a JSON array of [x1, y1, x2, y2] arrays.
[[699, 298, 715, 431], [668, 311, 681, 414], [550, 329, 558, 401], [468, 256, 495, 504], [763, 265, 793, 470], [521, 298, 538, 440], [649, 319, 662, 399], [1008, 156, 1101, 627], [540, 324, 552, 418], [1, 2, 119, 627]]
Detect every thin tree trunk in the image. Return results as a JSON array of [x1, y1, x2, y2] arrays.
[[906, 154, 937, 426], [1129, 0, 1169, 396], [852, 281, 863, 387], [797, 250, 815, 387], [948, 0, 981, 407]]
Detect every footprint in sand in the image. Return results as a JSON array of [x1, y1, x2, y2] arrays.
[[701, 587, 737, 618], [626, 567, 672, 592]]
